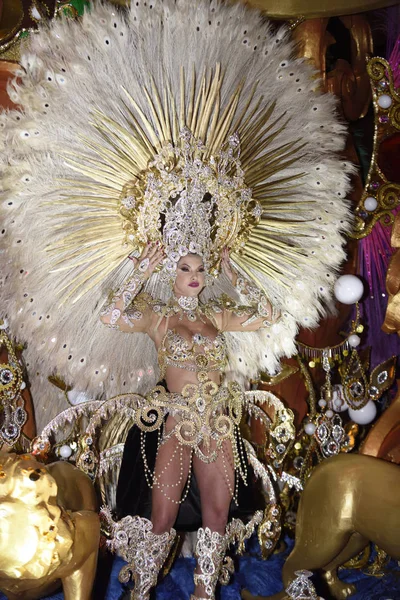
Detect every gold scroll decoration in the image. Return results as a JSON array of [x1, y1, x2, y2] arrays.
[[351, 57, 400, 239]]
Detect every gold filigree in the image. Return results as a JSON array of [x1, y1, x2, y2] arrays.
[[136, 381, 243, 464], [244, 390, 296, 468], [351, 56, 400, 239], [339, 353, 396, 410], [258, 504, 282, 559], [0, 331, 27, 447]]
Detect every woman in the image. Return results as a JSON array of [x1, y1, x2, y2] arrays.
[[100, 243, 279, 600]]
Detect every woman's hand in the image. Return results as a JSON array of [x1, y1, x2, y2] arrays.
[[221, 247, 237, 286], [129, 242, 164, 279]]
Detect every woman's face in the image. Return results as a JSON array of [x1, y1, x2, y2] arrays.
[[173, 254, 205, 297]]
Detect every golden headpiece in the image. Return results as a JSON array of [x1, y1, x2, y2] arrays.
[[120, 128, 259, 276]]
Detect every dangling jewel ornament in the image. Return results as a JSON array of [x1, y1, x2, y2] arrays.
[[285, 570, 320, 600]]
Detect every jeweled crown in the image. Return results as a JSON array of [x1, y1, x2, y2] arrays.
[[119, 128, 261, 276]]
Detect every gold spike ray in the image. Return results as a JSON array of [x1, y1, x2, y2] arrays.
[[244, 242, 300, 270], [121, 87, 162, 151]]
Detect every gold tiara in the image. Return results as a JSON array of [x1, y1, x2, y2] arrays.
[[119, 128, 261, 276]]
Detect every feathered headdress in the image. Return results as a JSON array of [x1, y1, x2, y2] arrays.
[[0, 0, 353, 428]]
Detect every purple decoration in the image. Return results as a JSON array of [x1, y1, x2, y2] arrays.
[[388, 32, 400, 89], [358, 210, 400, 369], [379, 115, 389, 124], [358, 29, 400, 368], [386, 6, 400, 61]]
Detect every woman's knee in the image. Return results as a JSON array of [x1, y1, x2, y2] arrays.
[[201, 503, 230, 533], [151, 503, 178, 533]]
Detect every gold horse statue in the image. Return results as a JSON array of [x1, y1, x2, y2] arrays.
[[242, 453, 400, 600], [0, 452, 99, 600]]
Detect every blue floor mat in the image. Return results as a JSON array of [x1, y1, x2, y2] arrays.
[[1, 538, 399, 600]]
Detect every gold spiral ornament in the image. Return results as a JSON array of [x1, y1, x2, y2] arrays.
[[350, 57, 400, 239]]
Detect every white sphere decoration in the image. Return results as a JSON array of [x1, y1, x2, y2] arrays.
[[304, 422, 316, 435], [333, 398, 349, 413], [348, 400, 377, 425], [377, 94, 392, 109], [334, 275, 364, 305], [59, 444, 72, 459], [318, 399, 327, 408], [330, 385, 349, 413], [364, 196, 378, 211], [325, 409, 334, 418], [348, 334, 361, 348]]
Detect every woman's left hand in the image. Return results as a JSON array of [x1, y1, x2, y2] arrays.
[[221, 248, 237, 286]]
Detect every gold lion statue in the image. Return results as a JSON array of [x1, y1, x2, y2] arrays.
[[0, 452, 99, 600], [242, 453, 400, 600]]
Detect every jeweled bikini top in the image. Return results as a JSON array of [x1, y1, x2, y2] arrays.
[[158, 329, 227, 379]]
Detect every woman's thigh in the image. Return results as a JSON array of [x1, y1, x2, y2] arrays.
[[193, 438, 235, 529], [151, 417, 192, 530]]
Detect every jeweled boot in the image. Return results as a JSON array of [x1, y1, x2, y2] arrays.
[[116, 516, 176, 600], [191, 527, 228, 600]]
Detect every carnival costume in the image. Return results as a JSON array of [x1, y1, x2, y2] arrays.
[[0, 0, 353, 598]]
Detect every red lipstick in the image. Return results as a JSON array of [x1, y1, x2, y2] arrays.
[[189, 282, 199, 287]]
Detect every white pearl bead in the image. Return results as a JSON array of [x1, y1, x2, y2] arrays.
[[377, 94, 392, 109], [348, 334, 361, 348], [348, 400, 377, 425], [325, 409, 334, 418], [330, 386, 349, 412], [318, 399, 327, 408], [304, 422, 316, 435], [59, 444, 72, 458], [334, 274, 364, 304], [364, 196, 378, 211]]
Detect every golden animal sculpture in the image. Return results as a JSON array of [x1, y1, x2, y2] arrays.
[[0, 452, 99, 600], [241, 453, 400, 600]]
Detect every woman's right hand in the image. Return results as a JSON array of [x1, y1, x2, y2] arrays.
[[129, 242, 164, 279]]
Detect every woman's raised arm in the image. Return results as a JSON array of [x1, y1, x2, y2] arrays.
[[100, 243, 164, 333], [217, 248, 280, 332]]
